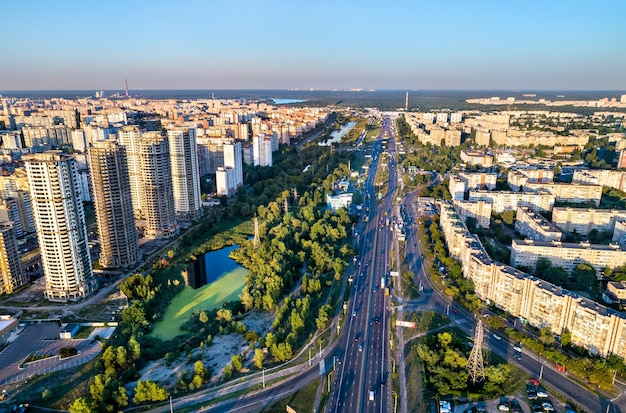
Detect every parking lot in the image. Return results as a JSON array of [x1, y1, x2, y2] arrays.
[[0, 323, 101, 386]]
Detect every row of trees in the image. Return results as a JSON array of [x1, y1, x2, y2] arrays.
[[422, 217, 482, 312]]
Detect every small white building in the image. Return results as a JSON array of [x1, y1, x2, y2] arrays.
[[326, 193, 353, 212]]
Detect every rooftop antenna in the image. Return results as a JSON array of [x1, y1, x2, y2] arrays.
[[125, 79, 129, 97]]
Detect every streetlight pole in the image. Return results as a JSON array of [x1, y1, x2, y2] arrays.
[[309, 347, 312, 367], [169, 395, 173, 413], [539, 364, 544, 380], [262, 368, 265, 388]]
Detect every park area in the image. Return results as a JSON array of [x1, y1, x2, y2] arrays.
[[150, 266, 248, 340]]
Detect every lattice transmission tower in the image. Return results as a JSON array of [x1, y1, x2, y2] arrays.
[[468, 319, 486, 385], [254, 217, 260, 250]]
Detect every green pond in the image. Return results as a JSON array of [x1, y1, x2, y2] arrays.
[[150, 245, 248, 340]]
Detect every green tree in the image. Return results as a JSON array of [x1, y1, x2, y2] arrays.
[[133, 380, 169, 404], [199, 310, 209, 324], [231, 354, 244, 371], [501, 210, 515, 226], [69, 397, 94, 413], [254, 348, 264, 370]]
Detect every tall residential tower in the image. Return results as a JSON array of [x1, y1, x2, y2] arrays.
[[167, 128, 202, 220], [139, 133, 178, 238], [88, 140, 139, 268], [24, 151, 96, 302], [0, 222, 26, 295]]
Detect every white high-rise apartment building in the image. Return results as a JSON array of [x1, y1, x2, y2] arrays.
[[224, 141, 243, 188], [118, 126, 144, 217], [253, 134, 272, 166], [167, 128, 203, 221], [88, 140, 139, 269], [139, 133, 178, 238], [216, 167, 237, 196], [24, 151, 96, 302]]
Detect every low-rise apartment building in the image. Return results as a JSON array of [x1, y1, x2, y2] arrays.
[[460, 150, 494, 167], [551, 207, 626, 235], [573, 169, 626, 192], [469, 190, 555, 214], [507, 167, 554, 191], [524, 182, 602, 206], [439, 201, 626, 358], [515, 206, 562, 241], [510, 239, 626, 276], [453, 200, 492, 228]]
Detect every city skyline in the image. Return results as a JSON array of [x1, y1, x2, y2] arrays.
[[2, 0, 625, 91]]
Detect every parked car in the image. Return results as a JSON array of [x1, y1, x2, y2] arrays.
[[536, 387, 548, 398], [497, 402, 510, 411], [529, 377, 540, 386]]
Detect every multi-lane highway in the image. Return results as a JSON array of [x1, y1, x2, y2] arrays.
[[326, 116, 396, 413]]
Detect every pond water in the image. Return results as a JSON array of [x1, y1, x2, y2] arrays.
[[149, 245, 249, 340], [319, 121, 357, 146]]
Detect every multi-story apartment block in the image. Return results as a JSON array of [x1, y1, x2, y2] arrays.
[[439, 202, 626, 358], [0, 222, 26, 295], [474, 127, 491, 147], [510, 239, 626, 276], [167, 128, 203, 221], [459, 172, 497, 191], [138, 133, 178, 239], [460, 150, 493, 167], [253, 134, 272, 166], [449, 175, 466, 200], [515, 206, 562, 242], [507, 167, 554, 192], [551, 207, 626, 235], [24, 151, 96, 302], [524, 182, 602, 206], [216, 167, 237, 196], [612, 221, 626, 246], [573, 169, 626, 192], [469, 190, 554, 214], [224, 141, 243, 189], [88, 140, 139, 269], [453, 200, 492, 228]]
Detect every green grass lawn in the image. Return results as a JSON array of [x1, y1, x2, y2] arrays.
[[150, 267, 248, 340]]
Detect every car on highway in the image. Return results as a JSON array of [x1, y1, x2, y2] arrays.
[[358, 344, 363, 352], [369, 390, 375, 401], [513, 342, 522, 352], [352, 310, 357, 317], [492, 333, 502, 340]]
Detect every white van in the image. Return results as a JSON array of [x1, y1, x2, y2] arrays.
[[369, 390, 375, 401]]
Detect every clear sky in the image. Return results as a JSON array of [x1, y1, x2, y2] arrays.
[[2, 0, 625, 91]]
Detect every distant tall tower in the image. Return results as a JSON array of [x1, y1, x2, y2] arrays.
[[405, 92, 409, 111], [0, 222, 26, 294], [24, 151, 96, 302], [88, 140, 139, 269], [138, 133, 178, 238], [468, 319, 486, 384], [125, 78, 129, 98], [118, 126, 144, 217], [167, 128, 203, 220]]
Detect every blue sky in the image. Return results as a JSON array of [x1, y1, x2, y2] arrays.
[[2, 0, 625, 90]]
